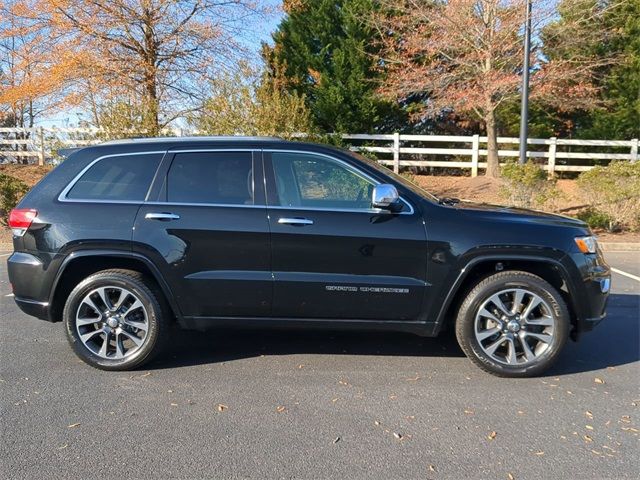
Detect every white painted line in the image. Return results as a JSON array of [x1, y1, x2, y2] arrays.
[[611, 267, 640, 282]]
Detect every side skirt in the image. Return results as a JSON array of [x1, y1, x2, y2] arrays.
[[178, 316, 437, 337]]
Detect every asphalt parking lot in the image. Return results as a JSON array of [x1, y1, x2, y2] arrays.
[[1, 251, 638, 480]]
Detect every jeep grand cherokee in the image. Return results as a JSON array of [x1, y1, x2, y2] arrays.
[[6, 137, 611, 376]]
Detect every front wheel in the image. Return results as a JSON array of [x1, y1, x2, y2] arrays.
[[455, 271, 570, 378], [63, 269, 169, 370]]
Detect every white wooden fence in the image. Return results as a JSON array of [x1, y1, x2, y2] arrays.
[[1, 127, 638, 177]]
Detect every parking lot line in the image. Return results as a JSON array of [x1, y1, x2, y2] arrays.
[[611, 267, 640, 282]]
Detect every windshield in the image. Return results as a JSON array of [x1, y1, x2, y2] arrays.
[[345, 150, 440, 202]]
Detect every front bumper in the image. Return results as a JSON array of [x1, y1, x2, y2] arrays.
[[569, 252, 610, 339]]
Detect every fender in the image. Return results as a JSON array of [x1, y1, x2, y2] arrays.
[[430, 252, 581, 336], [49, 249, 184, 322]]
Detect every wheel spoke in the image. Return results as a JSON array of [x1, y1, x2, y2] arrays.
[[95, 287, 111, 311], [489, 294, 510, 317], [123, 299, 143, 318], [99, 331, 111, 357], [525, 315, 554, 327], [477, 327, 501, 342], [114, 333, 125, 359], [512, 289, 525, 314], [525, 332, 553, 344], [76, 316, 100, 327], [506, 336, 517, 365], [521, 295, 542, 320], [478, 308, 501, 324], [519, 335, 535, 362], [82, 296, 102, 317], [122, 318, 148, 332], [112, 288, 128, 311], [80, 328, 104, 343], [485, 335, 506, 355], [120, 329, 143, 347]]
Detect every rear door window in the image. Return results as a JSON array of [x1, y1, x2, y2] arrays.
[[66, 153, 163, 201], [166, 151, 255, 205]]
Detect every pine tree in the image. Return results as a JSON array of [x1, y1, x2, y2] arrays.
[[265, 0, 403, 133]]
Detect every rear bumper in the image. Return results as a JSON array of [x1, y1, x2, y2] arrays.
[[7, 251, 54, 322], [14, 296, 50, 321]]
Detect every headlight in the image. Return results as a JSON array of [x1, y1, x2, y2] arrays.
[[575, 236, 598, 254]]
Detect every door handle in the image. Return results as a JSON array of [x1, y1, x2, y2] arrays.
[[145, 212, 180, 221], [278, 217, 314, 226]]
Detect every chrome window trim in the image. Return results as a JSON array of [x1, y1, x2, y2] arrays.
[[58, 150, 167, 203], [57, 147, 416, 215], [263, 149, 415, 215]]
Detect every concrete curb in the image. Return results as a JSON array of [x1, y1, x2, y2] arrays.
[[599, 242, 640, 252]]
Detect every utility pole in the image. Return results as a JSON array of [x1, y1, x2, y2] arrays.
[[518, 0, 532, 165]]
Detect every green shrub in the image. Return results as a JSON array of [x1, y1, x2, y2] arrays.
[[578, 161, 640, 232], [576, 208, 618, 232], [0, 174, 29, 225], [500, 161, 559, 210]]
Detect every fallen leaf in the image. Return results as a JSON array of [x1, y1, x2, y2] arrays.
[[374, 421, 380, 426], [58, 444, 68, 450], [407, 375, 421, 382], [393, 432, 403, 440], [517, 410, 525, 415], [217, 404, 228, 412], [583, 435, 593, 442], [594, 377, 605, 384], [338, 380, 348, 386], [620, 415, 631, 423], [585, 411, 593, 419], [508, 473, 515, 480], [276, 406, 286, 413], [67, 423, 80, 429], [488, 431, 497, 440], [428, 465, 436, 472], [140, 372, 152, 378], [586, 425, 594, 430], [464, 409, 474, 415], [333, 436, 341, 444], [534, 451, 544, 456], [622, 427, 639, 433], [297, 364, 305, 369], [591, 449, 602, 455]]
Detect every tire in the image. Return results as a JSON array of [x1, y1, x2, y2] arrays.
[[455, 270, 569, 378], [63, 269, 169, 371]]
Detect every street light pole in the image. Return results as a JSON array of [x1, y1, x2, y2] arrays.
[[518, 0, 532, 165]]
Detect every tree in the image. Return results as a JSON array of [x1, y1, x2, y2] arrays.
[[376, 0, 615, 177], [191, 65, 313, 138], [266, 0, 404, 133], [2, 0, 269, 135]]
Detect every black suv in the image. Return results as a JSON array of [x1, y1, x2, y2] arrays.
[[7, 137, 610, 376]]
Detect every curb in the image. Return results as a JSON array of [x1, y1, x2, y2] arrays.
[[599, 242, 640, 252]]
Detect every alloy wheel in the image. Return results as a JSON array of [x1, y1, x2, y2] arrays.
[[75, 286, 149, 360], [474, 288, 556, 366]]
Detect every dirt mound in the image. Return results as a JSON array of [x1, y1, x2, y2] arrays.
[[0, 164, 53, 186]]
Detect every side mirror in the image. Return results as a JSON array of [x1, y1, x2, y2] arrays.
[[372, 184, 402, 212]]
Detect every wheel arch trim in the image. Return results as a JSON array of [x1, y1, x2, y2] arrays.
[[49, 249, 183, 322], [432, 253, 580, 335]]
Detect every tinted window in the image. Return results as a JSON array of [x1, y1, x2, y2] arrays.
[[167, 151, 254, 205], [271, 152, 373, 209], [67, 153, 162, 201]]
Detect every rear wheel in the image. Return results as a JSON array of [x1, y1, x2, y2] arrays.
[[455, 271, 569, 377], [63, 269, 168, 370]]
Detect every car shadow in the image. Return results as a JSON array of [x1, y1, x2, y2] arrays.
[[149, 294, 639, 375]]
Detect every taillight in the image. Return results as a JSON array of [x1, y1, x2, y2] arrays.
[[8, 208, 37, 235]]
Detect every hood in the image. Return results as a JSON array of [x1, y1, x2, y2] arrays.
[[452, 201, 588, 228]]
